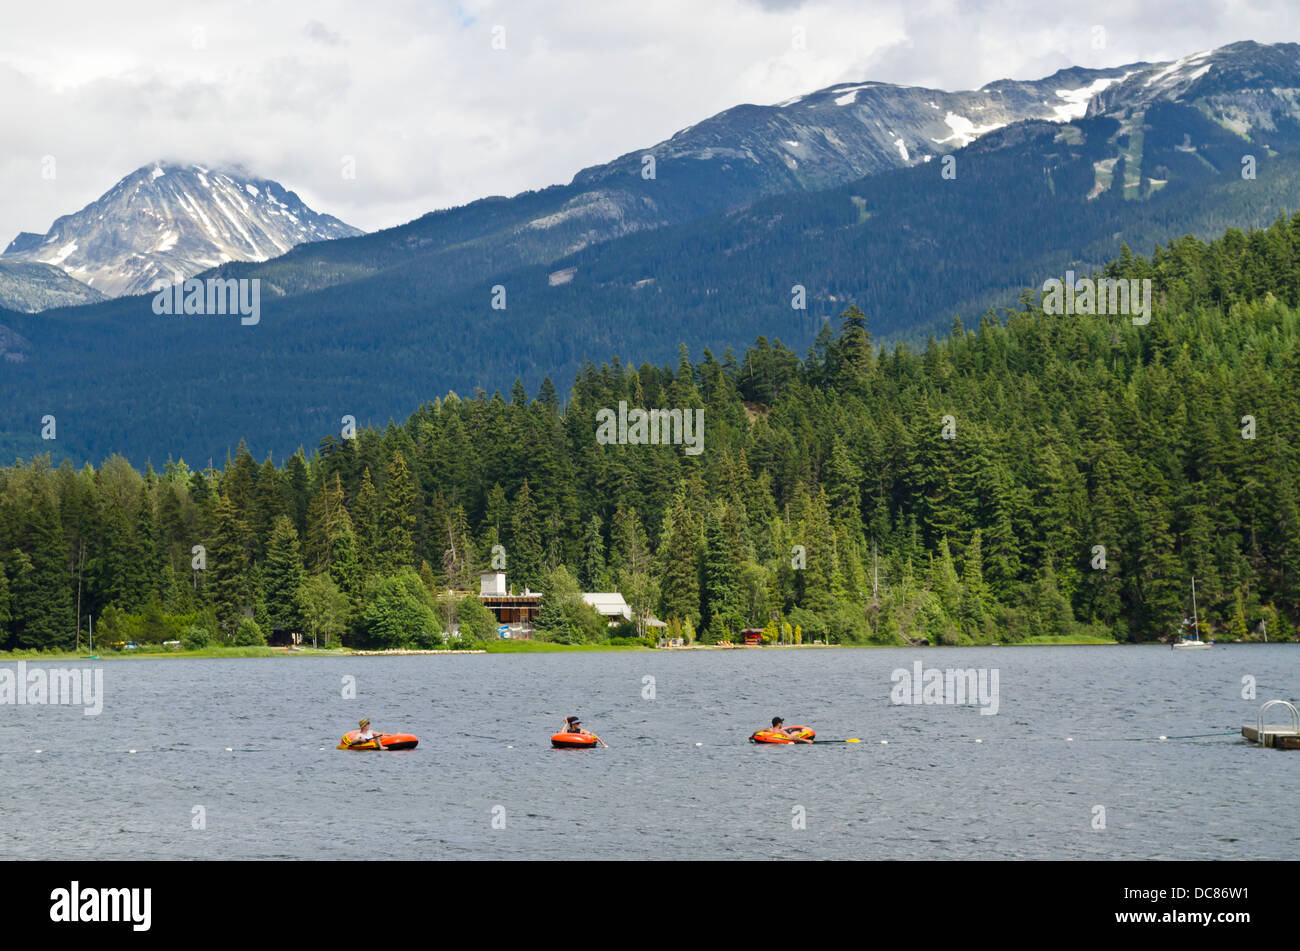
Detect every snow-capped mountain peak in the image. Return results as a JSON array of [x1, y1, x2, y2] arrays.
[[2, 162, 363, 298]]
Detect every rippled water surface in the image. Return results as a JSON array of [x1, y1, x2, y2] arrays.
[[2, 645, 1296, 859]]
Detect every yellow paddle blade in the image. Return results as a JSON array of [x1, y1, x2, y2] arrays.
[[846, 738, 860, 743]]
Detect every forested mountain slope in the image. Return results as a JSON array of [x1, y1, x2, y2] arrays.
[[2, 216, 1296, 650]]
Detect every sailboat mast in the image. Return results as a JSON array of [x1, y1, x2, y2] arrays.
[[1191, 577, 1199, 639]]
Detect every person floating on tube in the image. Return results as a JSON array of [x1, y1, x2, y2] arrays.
[[349, 717, 379, 748], [562, 715, 607, 747], [770, 716, 813, 743]]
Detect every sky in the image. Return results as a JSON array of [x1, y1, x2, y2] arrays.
[[2, 0, 1298, 242]]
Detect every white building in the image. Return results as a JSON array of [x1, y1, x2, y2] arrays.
[[581, 593, 632, 623]]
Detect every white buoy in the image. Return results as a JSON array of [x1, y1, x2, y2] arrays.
[[975, 739, 983, 744], [1158, 736, 1167, 741], [128, 749, 136, 754], [34, 749, 42, 754], [225, 747, 233, 752], [507, 745, 513, 749], [695, 742, 703, 747], [1067, 737, 1074, 742], [880, 740, 888, 745]]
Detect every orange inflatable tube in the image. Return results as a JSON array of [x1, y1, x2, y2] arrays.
[[337, 731, 419, 750], [749, 725, 815, 744], [551, 732, 599, 748]]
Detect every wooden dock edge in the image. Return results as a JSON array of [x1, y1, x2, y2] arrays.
[[1242, 724, 1300, 748]]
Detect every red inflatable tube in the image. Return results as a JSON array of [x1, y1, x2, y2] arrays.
[[337, 731, 419, 750], [551, 732, 600, 748]]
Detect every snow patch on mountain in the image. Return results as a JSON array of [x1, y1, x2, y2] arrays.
[[1051, 73, 1135, 120], [1144, 50, 1213, 89], [933, 112, 1006, 147]]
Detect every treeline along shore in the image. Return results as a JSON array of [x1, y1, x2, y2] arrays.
[[2, 218, 1299, 652]]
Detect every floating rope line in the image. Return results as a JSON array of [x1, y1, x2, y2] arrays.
[[0, 732, 1248, 754], [1066, 730, 1241, 743]]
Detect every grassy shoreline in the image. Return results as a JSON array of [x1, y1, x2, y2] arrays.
[[0, 641, 653, 660], [7, 633, 1293, 661]]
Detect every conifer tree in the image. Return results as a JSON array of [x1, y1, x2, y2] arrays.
[[264, 515, 306, 636], [381, 452, 417, 570], [700, 511, 741, 640], [509, 480, 544, 589], [209, 493, 251, 638], [353, 467, 380, 571], [656, 490, 700, 625]]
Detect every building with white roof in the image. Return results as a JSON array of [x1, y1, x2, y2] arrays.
[[581, 593, 632, 623]]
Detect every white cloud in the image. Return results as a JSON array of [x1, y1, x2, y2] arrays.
[[1, 0, 1299, 244]]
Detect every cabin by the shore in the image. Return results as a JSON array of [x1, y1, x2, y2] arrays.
[[476, 571, 661, 635], [477, 570, 541, 625]]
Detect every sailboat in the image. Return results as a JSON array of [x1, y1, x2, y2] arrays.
[[1172, 577, 1212, 650], [81, 613, 99, 660]]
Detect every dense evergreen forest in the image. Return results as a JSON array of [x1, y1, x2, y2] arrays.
[[2, 215, 1299, 651], [6, 100, 1300, 468]]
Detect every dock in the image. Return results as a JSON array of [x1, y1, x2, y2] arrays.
[[1242, 700, 1300, 748]]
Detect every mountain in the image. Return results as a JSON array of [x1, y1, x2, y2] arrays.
[[576, 65, 1148, 190], [1, 163, 364, 297], [193, 62, 1147, 304], [188, 44, 1300, 317], [1090, 41, 1300, 126], [4, 40, 1300, 467], [0, 260, 105, 313]]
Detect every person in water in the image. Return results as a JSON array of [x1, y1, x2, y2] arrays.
[[351, 718, 378, 747], [562, 716, 607, 747], [769, 716, 813, 743]]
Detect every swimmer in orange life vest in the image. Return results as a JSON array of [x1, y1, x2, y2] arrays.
[[562, 716, 607, 747]]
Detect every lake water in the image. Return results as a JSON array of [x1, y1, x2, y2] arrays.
[[2, 646, 1296, 860]]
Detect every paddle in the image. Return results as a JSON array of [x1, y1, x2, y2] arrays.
[[811, 738, 861, 744]]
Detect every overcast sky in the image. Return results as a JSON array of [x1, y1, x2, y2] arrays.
[[2, 0, 1298, 242]]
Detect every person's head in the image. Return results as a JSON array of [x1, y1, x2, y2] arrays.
[[359, 718, 370, 731], [772, 717, 784, 728], [567, 716, 581, 729]]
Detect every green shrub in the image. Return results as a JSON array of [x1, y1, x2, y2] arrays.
[[455, 594, 497, 644], [234, 618, 266, 646], [180, 624, 213, 650], [360, 569, 444, 649], [609, 619, 639, 639]]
